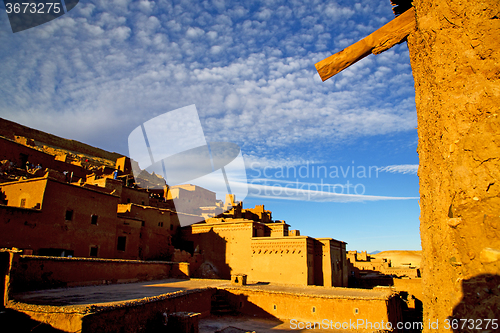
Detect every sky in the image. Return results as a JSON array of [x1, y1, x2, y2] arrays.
[[0, 0, 421, 252]]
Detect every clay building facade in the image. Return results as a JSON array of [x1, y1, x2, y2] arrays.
[[181, 202, 348, 287], [117, 203, 178, 260], [0, 137, 349, 288], [86, 176, 150, 206], [166, 184, 222, 219], [0, 174, 180, 261], [0, 176, 124, 258]]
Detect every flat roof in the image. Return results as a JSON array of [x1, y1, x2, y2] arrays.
[[12, 278, 394, 307]]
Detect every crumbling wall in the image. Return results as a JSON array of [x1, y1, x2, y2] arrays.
[[407, 0, 500, 329]]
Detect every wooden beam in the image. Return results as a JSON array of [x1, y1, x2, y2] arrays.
[[315, 7, 416, 82]]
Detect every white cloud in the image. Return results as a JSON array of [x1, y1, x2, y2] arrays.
[[247, 182, 418, 203], [379, 165, 419, 175], [244, 155, 320, 170], [110, 26, 131, 40], [186, 26, 205, 38], [255, 8, 272, 21], [0, 0, 413, 160]]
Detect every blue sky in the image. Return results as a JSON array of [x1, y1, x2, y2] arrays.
[[0, 0, 420, 252]]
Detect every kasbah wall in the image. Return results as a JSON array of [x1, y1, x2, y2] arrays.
[[407, 0, 500, 330]]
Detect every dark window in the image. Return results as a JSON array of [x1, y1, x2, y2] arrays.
[[20, 198, 26, 208], [170, 224, 173, 231], [158, 222, 163, 227], [65, 209, 73, 221], [127, 198, 131, 203], [141, 221, 145, 227], [91, 215, 98, 225], [89, 246, 98, 257], [117, 236, 126, 251]]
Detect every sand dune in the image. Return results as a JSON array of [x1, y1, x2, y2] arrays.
[[373, 250, 422, 268]]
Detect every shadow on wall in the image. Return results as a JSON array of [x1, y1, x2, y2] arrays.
[[451, 274, 500, 333], [348, 268, 395, 288], [180, 227, 231, 279], [218, 289, 283, 321], [0, 191, 7, 205], [1, 308, 66, 333]]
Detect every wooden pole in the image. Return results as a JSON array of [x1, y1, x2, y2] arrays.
[[315, 7, 416, 82]]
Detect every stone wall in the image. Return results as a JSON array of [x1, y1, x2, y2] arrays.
[[11, 255, 189, 292], [407, 0, 500, 329]]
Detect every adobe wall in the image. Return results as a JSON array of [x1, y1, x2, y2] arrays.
[[10, 255, 189, 292], [121, 186, 150, 206], [244, 205, 272, 222], [407, 0, 500, 329], [0, 178, 127, 258], [118, 203, 177, 260], [264, 222, 289, 237], [184, 222, 347, 286], [392, 278, 423, 304], [8, 302, 87, 333], [39, 178, 121, 258], [186, 221, 254, 279], [0, 137, 55, 171], [8, 288, 211, 333], [0, 177, 47, 209], [382, 268, 420, 279], [81, 288, 213, 333], [0, 137, 90, 180], [316, 238, 348, 287], [223, 287, 402, 332], [167, 185, 216, 215], [115, 218, 142, 260], [250, 237, 311, 285]]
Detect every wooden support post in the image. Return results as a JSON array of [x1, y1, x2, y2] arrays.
[[315, 7, 416, 81]]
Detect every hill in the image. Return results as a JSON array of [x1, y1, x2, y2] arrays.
[[373, 250, 422, 268], [0, 118, 123, 165]]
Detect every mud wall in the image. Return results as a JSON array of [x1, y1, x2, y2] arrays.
[[392, 278, 423, 304], [407, 0, 500, 330], [11, 256, 189, 292], [81, 289, 214, 333], [8, 288, 213, 333], [223, 287, 402, 332]]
